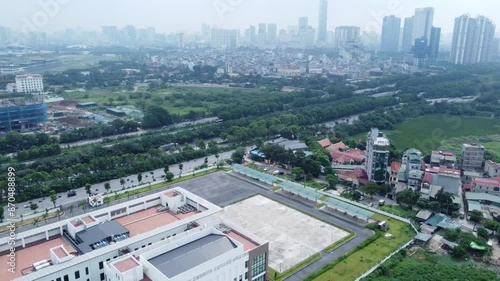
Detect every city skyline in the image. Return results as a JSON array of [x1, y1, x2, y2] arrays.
[[1, 0, 499, 36]]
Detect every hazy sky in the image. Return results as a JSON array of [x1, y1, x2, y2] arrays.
[[1, 0, 499, 35]]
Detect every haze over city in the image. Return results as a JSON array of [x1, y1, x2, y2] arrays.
[[1, 0, 500, 34]]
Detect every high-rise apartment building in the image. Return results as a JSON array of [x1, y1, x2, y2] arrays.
[[317, 0, 328, 42], [380, 15, 401, 52], [450, 15, 496, 64], [335, 26, 360, 49], [365, 128, 390, 183], [401, 17, 414, 53], [412, 7, 434, 44], [211, 29, 240, 48], [258, 23, 267, 46], [267, 23, 278, 45], [428, 26, 441, 58]]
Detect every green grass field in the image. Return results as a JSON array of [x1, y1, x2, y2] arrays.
[[353, 115, 500, 152], [61, 86, 274, 116], [311, 214, 415, 281]]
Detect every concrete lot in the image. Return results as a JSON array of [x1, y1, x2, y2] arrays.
[[221, 195, 350, 273]]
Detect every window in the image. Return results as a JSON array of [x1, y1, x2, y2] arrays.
[[56, 278, 61, 281], [75, 271, 80, 279], [245, 261, 248, 268], [64, 275, 69, 281], [99, 261, 104, 269], [100, 273, 105, 281], [85, 267, 89, 275], [106, 258, 110, 262], [251, 253, 266, 277]]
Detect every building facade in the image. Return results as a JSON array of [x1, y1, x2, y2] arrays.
[[484, 160, 500, 178], [412, 7, 434, 45], [380, 15, 401, 53], [365, 128, 390, 183], [0, 188, 269, 281], [428, 26, 441, 58], [335, 26, 360, 49], [211, 29, 240, 48], [0, 103, 48, 132], [450, 15, 496, 64], [15, 74, 44, 93], [461, 143, 485, 171], [402, 17, 415, 53], [317, 0, 328, 43]]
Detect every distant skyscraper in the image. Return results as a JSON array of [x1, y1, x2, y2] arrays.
[[299, 17, 308, 31], [267, 23, 278, 45], [0, 26, 7, 47], [412, 7, 434, 44], [317, 0, 328, 42], [335, 26, 360, 48], [401, 17, 414, 53], [250, 25, 256, 45], [123, 25, 137, 42], [210, 29, 239, 48], [201, 24, 211, 41], [412, 37, 428, 59], [258, 23, 267, 46], [380, 15, 401, 52], [450, 15, 496, 64], [102, 26, 119, 43], [493, 38, 500, 54], [147, 27, 156, 43], [428, 26, 441, 58]]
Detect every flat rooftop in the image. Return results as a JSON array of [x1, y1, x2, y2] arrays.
[[221, 195, 350, 273], [227, 231, 259, 251], [75, 221, 129, 254], [81, 215, 96, 224], [114, 206, 199, 237], [148, 234, 237, 278], [114, 257, 140, 273], [0, 237, 75, 280]]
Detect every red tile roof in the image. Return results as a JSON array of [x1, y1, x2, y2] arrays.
[[318, 138, 332, 148], [332, 141, 349, 151], [472, 177, 500, 186], [423, 173, 433, 184]]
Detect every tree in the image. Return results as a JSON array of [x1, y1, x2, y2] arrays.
[[469, 210, 484, 224], [197, 139, 206, 150], [30, 203, 39, 213], [142, 105, 173, 128], [416, 198, 428, 209], [32, 217, 40, 227], [104, 182, 111, 194], [85, 183, 92, 196], [326, 174, 339, 190], [69, 204, 74, 215], [50, 190, 57, 208], [164, 165, 169, 176], [429, 201, 441, 213], [477, 227, 489, 240], [396, 189, 420, 210], [435, 188, 455, 214], [231, 147, 246, 164], [365, 183, 380, 198], [43, 208, 49, 224], [178, 163, 184, 177], [79, 200, 87, 212], [292, 167, 305, 181], [165, 171, 175, 182], [137, 173, 143, 184], [0, 207, 4, 223], [120, 178, 125, 189]]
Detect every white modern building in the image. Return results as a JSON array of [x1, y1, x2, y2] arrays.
[[412, 7, 434, 44], [365, 128, 390, 183], [450, 15, 496, 64], [0, 188, 269, 281], [484, 160, 500, 178], [15, 74, 44, 93]]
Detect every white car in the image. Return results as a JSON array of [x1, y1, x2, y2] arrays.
[[264, 167, 270, 171]]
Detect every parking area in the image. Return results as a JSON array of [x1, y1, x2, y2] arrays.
[[220, 195, 350, 273]]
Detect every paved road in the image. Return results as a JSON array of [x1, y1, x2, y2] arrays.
[[8, 151, 234, 217]]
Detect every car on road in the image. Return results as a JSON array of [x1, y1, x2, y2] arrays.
[[67, 190, 77, 197]]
